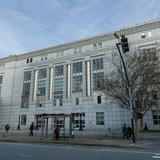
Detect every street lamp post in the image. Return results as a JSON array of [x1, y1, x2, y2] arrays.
[[114, 33, 136, 144], [79, 84, 83, 131]]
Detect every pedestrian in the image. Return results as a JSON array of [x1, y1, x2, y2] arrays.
[[122, 123, 127, 139], [71, 130, 74, 138], [29, 122, 34, 136], [5, 124, 10, 135], [127, 125, 132, 138], [107, 128, 112, 137], [54, 126, 60, 140], [143, 122, 148, 131]]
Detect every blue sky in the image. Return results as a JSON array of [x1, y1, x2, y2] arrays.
[[0, 0, 160, 58]]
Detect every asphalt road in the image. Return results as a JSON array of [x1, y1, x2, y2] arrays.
[[0, 142, 159, 160]]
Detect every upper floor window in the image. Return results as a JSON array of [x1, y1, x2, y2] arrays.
[[38, 68, 47, 79], [41, 55, 48, 61], [93, 58, 103, 70], [93, 44, 97, 49], [54, 78, 63, 93], [37, 68, 47, 96], [72, 62, 83, 92], [55, 65, 64, 77], [98, 42, 102, 48], [76, 97, 79, 105], [93, 72, 104, 90], [72, 75, 82, 92], [73, 62, 82, 74], [74, 47, 82, 54], [141, 33, 146, 39], [26, 58, 33, 64], [93, 42, 103, 49], [54, 65, 64, 94], [23, 71, 31, 82], [97, 96, 102, 104]]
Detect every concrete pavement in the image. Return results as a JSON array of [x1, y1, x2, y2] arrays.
[[0, 130, 159, 151]]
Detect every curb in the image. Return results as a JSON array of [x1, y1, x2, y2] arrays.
[[0, 138, 145, 150]]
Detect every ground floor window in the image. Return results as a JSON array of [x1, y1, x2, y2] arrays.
[[72, 112, 85, 129], [53, 117, 64, 128], [152, 109, 160, 125], [96, 112, 104, 125], [35, 115, 43, 128], [21, 115, 27, 125]]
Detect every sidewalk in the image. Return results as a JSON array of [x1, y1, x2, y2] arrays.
[[0, 132, 160, 151]]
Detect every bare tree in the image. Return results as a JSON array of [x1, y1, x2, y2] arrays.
[[102, 47, 160, 130]]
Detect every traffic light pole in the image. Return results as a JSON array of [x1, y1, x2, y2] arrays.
[[115, 42, 136, 144]]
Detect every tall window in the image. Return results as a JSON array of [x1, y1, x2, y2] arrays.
[[92, 58, 104, 90], [22, 71, 31, 96], [93, 58, 103, 71], [54, 65, 64, 94], [21, 71, 31, 108], [37, 68, 47, 96], [54, 65, 64, 106], [96, 112, 104, 125], [72, 62, 83, 92]]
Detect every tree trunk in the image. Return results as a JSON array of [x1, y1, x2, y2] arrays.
[[135, 117, 143, 139]]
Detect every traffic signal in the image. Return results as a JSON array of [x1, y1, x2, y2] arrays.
[[121, 35, 129, 53]]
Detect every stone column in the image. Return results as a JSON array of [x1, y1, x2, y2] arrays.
[[49, 67, 53, 100], [33, 70, 38, 101], [86, 60, 91, 96], [66, 64, 71, 98]]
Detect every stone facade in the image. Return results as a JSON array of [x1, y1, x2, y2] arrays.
[[0, 20, 160, 135]]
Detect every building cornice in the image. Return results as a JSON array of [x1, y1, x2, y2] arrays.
[[0, 19, 160, 63]]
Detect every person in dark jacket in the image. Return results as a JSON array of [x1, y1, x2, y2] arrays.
[[5, 124, 10, 135], [122, 123, 127, 139], [127, 125, 132, 138], [29, 122, 34, 136]]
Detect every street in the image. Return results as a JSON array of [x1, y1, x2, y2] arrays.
[[0, 142, 159, 160]]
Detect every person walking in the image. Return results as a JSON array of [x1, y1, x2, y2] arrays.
[[107, 128, 112, 137], [5, 124, 10, 136], [29, 122, 34, 136], [127, 125, 132, 138], [122, 123, 127, 139], [54, 126, 60, 140]]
